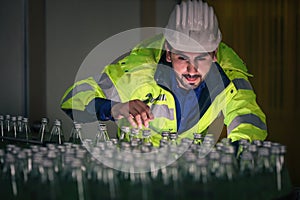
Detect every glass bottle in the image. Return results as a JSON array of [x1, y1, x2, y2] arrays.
[[5, 114, 11, 137], [11, 116, 17, 138], [94, 123, 109, 145], [38, 118, 49, 143], [208, 150, 221, 178], [161, 131, 170, 141], [69, 122, 83, 144], [119, 126, 130, 142], [219, 154, 236, 181], [239, 151, 254, 176], [130, 128, 140, 141], [195, 157, 210, 183], [17, 116, 23, 134], [169, 132, 178, 146], [193, 133, 203, 145], [0, 115, 4, 139], [49, 119, 65, 144], [22, 118, 31, 141], [142, 129, 152, 145], [256, 147, 272, 173], [270, 145, 283, 191]]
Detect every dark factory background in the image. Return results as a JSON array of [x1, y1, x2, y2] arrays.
[[0, 0, 299, 187]]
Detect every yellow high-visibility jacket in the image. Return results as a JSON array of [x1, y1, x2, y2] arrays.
[[61, 34, 267, 146]]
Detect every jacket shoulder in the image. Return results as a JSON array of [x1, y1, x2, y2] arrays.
[[217, 42, 253, 79]]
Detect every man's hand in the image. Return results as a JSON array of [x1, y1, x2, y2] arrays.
[[111, 100, 154, 128]]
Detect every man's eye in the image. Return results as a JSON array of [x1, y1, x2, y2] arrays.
[[178, 56, 187, 60], [196, 57, 206, 61]]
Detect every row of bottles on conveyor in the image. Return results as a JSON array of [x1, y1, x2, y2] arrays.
[[0, 114, 67, 144], [0, 119, 287, 199]]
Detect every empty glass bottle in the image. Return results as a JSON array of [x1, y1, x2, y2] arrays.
[[169, 132, 178, 146], [161, 131, 170, 141], [69, 122, 83, 144], [94, 123, 109, 145], [5, 114, 11, 137], [22, 118, 31, 141], [239, 151, 254, 176], [130, 128, 140, 141], [119, 126, 130, 142], [142, 129, 152, 144], [11, 116, 17, 138], [38, 118, 49, 143], [49, 119, 65, 144], [256, 147, 272, 173], [193, 133, 203, 145], [17, 116, 23, 134], [0, 115, 4, 139]]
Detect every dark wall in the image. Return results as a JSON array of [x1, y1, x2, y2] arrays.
[[207, 0, 300, 186]]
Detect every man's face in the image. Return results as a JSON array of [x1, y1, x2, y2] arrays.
[[166, 47, 217, 90]]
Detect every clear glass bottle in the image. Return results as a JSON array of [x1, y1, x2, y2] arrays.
[[142, 129, 152, 145], [69, 122, 83, 144], [119, 126, 130, 142], [169, 132, 178, 146], [17, 116, 23, 134], [195, 158, 210, 183], [0, 115, 4, 139], [94, 123, 109, 145], [239, 151, 254, 176], [130, 128, 140, 141], [49, 119, 65, 144], [38, 118, 49, 143], [270, 145, 283, 190], [161, 131, 170, 141], [11, 116, 17, 138], [193, 133, 203, 145], [208, 150, 221, 177], [219, 154, 236, 181], [22, 118, 31, 141], [3, 153, 18, 196], [256, 147, 272, 173], [5, 114, 11, 136]]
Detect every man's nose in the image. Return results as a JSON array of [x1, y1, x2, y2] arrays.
[[187, 62, 198, 73]]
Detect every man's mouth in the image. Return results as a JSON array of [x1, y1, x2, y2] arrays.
[[182, 74, 201, 82]]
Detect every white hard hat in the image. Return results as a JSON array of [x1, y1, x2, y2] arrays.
[[164, 0, 222, 53]]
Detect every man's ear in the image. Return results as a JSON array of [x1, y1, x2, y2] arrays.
[[164, 42, 172, 62], [212, 48, 218, 62]]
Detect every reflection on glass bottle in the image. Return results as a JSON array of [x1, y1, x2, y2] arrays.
[[49, 119, 65, 144], [69, 122, 83, 144], [38, 118, 49, 143]]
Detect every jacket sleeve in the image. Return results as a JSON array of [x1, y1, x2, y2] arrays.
[[60, 35, 165, 122], [60, 75, 119, 122], [218, 42, 268, 142]]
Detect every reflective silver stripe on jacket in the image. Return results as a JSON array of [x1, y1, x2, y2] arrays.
[[97, 73, 121, 102], [232, 78, 253, 90], [61, 83, 94, 104], [151, 104, 174, 120], [227, 113, 267, 133]]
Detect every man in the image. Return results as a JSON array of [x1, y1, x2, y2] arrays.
[[61, 0, 267, 146]]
